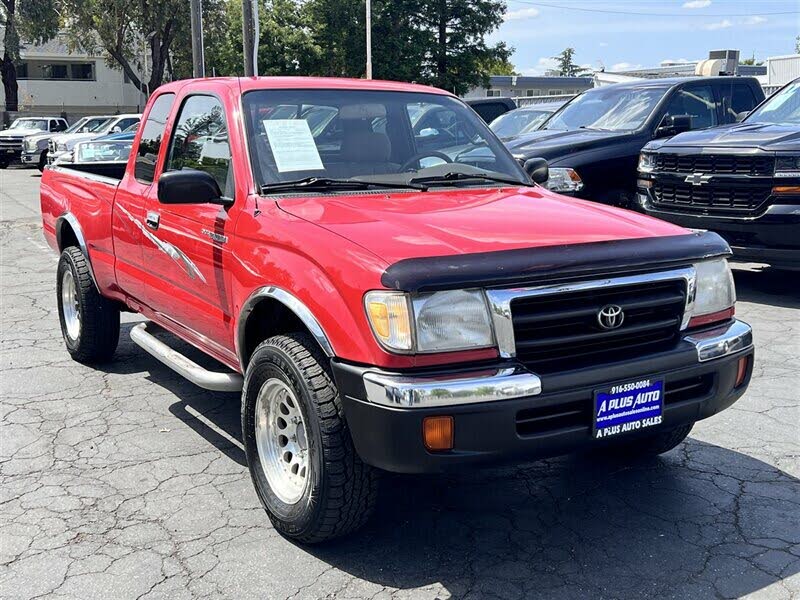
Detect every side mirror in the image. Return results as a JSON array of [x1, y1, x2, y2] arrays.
[[523, 157, 549, 184], [158, 170, 230, 205], [656, 114, 692, 138], [735, 111, 749, 123]]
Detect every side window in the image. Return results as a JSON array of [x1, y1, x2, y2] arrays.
[[115, 118, 140, 132], [662, 86, 719, 130], [135, 93, 175, 183], [166, 95, 233, 198], [728, 85, 758, 121]]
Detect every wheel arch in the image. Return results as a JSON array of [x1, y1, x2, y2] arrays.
[[236, 286, 335, 370], [55, 213, 98, 288]]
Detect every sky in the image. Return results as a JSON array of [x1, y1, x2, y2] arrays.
[[490, 0, 800, 75]]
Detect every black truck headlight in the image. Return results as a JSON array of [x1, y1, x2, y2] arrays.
[[365, 289, 494, 353], [775, 156, 800, 177], [639, 152, 656, 173]]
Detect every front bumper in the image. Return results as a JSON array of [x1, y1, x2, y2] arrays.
[[20, 150, 42, 165], [47, 150, 67, 164], [639, 196, 800, 269], [334, 320, 753, 473]]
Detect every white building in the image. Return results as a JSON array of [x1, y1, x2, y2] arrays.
[[463, 75, 593, 104], [1, 30, 144, 120]]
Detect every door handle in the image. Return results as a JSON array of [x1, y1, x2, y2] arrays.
[[145, 211, 160, 230]]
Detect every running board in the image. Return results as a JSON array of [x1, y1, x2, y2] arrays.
[[130, 322, 243, 392]]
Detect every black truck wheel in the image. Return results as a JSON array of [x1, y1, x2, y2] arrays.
[[38, 151, 48, 172], [56, 247, 120, 363], [606, 423, 694, 457], [242, 333, 379, 543], [0, 160, 8, 169]]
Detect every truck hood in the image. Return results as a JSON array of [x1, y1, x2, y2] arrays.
[[651, 122, 800, 152], [277, 186, 686, 265], [0, 129, 42, 139], [503, 128, 633, 160]]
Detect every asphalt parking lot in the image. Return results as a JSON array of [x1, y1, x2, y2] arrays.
[[1, 165, 798, 600]]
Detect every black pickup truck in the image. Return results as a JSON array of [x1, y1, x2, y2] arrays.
[[638, 78, 800, 270], [503, 77, 765, 207]]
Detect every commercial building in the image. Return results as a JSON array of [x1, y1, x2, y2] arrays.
[[462, 75, 593, 104], [0, 29, 144, 122]]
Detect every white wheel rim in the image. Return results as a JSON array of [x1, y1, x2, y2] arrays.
[[61, 269, 81, 341], [254, 378, 309, 505]]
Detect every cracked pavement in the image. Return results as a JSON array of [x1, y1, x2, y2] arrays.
[[1, 167, 799, 599]]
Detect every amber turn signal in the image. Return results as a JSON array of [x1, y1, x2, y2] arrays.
[[423, 416, 454, 451], [735, 355, 750, 388]]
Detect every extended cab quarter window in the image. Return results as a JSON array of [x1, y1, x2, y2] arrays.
[[728, 84, 758, 121], [135, 93, 175, 183], [662, 85, 718, 130], [166, 95, 234, 197]]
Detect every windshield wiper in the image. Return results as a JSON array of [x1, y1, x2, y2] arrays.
[[408, 171, 533, 188], [260, 176, 426, 195]]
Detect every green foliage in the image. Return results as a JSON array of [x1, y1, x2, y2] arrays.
[[551, 47, 589, 77]]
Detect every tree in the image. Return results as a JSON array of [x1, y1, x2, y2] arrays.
[[796, 35, 799, 54], [480, 55, 519, 76], [740, 54, 763, 66], [1, 0, 59, 111], [551, 47, 589, 77], [62, 0, 188, 95]]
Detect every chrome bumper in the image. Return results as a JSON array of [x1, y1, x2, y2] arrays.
[[362, 319, 753, 408]]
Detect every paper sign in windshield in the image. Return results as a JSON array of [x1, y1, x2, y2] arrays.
[[262, 119, 324, 173]]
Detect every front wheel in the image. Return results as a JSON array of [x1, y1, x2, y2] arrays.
[[242, 333, 379, 543], [0, 160, 8, 169], [38, 151, 48, 172], [57, 247, 120, 363]]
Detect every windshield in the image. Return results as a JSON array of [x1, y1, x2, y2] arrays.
[[746, 79, 800, 125], [9, 119, 47, 131], [77, 117, 113, 133], [243, 89, 526, 189], [490, 109, 551, 137], [543, 87, 668, 132], [65, 118, 89, 133]]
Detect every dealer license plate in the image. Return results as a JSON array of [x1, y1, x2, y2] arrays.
[[593, 378, 663, 440]]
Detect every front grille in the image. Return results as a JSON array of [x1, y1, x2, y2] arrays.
[[515, 373, 714, 436], [654, 153, 774, 175], [653, 182, 772, 216], [511, 279, 686, 373], [0, 137, 24, 151]]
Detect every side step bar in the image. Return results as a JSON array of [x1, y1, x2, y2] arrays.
[[130, 322, 243, 392]]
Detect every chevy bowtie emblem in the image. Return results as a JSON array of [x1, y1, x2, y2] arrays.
[[685, 173, 712, 186]]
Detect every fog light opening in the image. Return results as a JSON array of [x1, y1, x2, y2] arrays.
[[423, 416, 454, 451], [735, 356, 750, 388]]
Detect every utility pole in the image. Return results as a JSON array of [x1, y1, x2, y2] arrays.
[[365, 0, 372, 79], [190, 0, 205, 78], [242, 0, 257, 77]]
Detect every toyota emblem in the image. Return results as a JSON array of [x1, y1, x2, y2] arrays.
[[597, 304, 625, 330]]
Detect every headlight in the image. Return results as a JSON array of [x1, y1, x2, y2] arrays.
[[692, 258, 736, 324], [639, 152, 657, 173], [24, 139, 36, 151], [57, 142, 67, 151], [365, 289, 494, 353], [545, 168, 583, 193], [775, 155, 800, 177]]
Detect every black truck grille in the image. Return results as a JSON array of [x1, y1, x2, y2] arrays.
[[654, 153, 774, 175], [653, 182, 772, 215], [0, 137, 24, 152], [511, 280, 686, 373]]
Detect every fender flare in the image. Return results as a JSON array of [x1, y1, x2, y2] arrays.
[[236, 286, 335, 368], [56, 212, 99, 288]]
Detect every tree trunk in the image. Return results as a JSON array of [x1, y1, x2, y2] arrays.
[[1, 0, 19, 112], [436, 0, 447, 87]]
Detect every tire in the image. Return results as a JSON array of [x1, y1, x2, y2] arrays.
[[0, 160, 8, 169], [242, 333, 379, 543], [606, 423, 694, 457], [38, 151, 47, 172], [56, 246, 120, 363]]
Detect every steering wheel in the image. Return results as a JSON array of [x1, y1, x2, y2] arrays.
[[400, 151, 454, 172]]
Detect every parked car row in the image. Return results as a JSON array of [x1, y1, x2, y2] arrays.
[[487, 76, 798, 269], [0, 112, 141, 171]]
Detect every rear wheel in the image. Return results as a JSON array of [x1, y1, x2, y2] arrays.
[[242, 333, 379, 543], [606, 423, 693, 457], [57, 247, 120, 363]]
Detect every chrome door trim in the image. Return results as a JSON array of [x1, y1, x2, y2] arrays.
[[484, 266, 697, 358]]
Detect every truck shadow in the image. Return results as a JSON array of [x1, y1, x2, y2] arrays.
[[732, 265, 800, 309], [109, 325, 799, 599]]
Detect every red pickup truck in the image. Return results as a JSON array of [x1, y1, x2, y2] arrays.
[[41, 77, 754, 543]]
